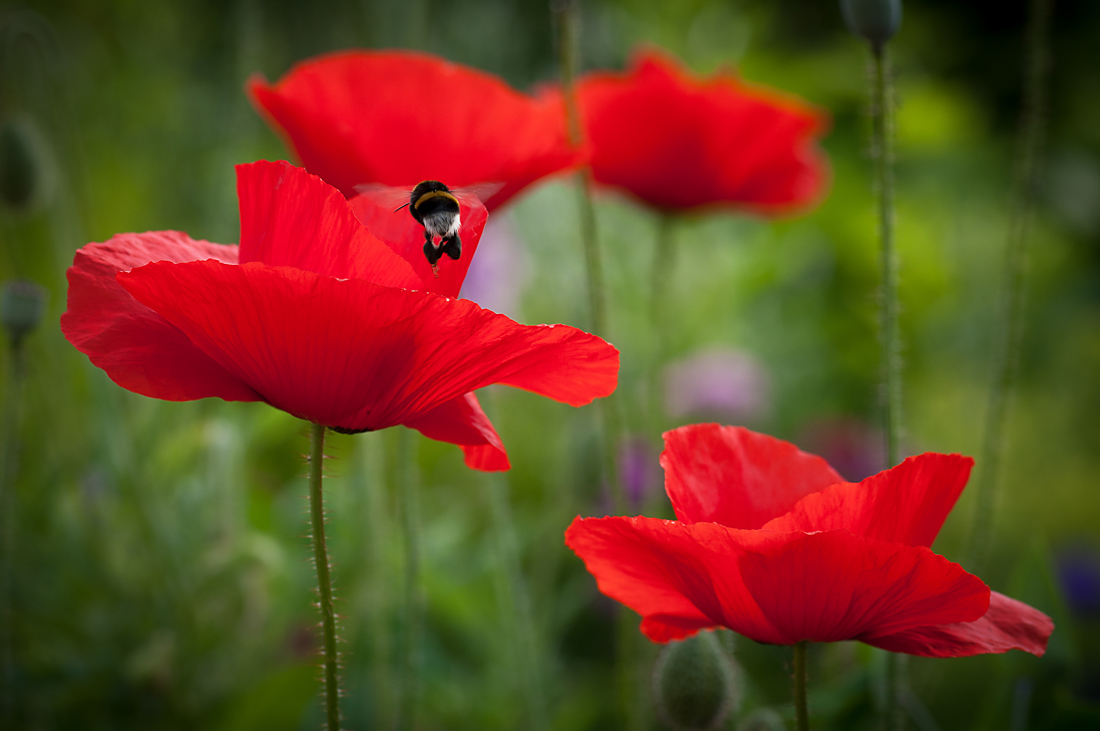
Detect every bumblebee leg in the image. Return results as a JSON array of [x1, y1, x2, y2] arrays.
[[423, 239, 443, 266], [442, 233, 462, 260]]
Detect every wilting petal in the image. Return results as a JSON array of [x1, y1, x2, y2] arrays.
[[61, 231, 259, 402], [578, 49, 829, 213], [237, 160, 421, 288], [566, 517, 989, 645], [863, 592, 1053, 658], [117, 260, 618, 432], [763, 453, 973, 548], [661, 424, 843, 528], [348, 184, 488, 298], [404, 392, 509, 471], [247, 50, 583, 211]]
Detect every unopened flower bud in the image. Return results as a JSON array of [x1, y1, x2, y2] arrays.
[[1, 279, 48, 344], [0, 117, 50, 212], [840, 0, 902, 48], [737, 707, 786, 731], [653, 631, 738, 731]]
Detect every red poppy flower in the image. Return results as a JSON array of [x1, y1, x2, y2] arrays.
[[576, 49, 829, 214], [566, 424, 1053, 657], [61, 160, 619, 471], [247, 50, 583, 212]]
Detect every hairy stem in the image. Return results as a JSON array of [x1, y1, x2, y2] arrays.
[[793, 641, 809, 731], [967, 0, 1054, 572], [871, 43, 902, 469], [308, 423, 340, 730], [870, 42, 906, 731]]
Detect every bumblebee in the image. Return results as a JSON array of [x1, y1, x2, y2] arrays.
[[394, 181, 463, 274]]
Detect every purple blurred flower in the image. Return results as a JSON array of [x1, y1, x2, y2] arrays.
[[663, 347, 770, 422], [1056, 546, 1100, 616], [796, 416, 885, 482], [458, 213, 529, 319], [618, 436, 662, 508]]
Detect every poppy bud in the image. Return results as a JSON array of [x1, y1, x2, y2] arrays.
[[653, 631, 738, 731], [737, 707, 786, 731], [1, 279, 48, 345], [839, 0, 902, 48], [0, 118, 44, 211]]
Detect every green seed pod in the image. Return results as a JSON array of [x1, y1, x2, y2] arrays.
[[737, 707, 786, 731], [653, 631, 738, 731], [1, 279, 48, 344], [840, 0, 903, 48], [0, 117, 51, 213]]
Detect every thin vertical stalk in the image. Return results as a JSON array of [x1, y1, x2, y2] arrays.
[[308, 422, 341, 731], [870, 42, 905, 731], [486, 474, 548, 730], [555, 0, 606, 339], [967, 0, 1053, 572], [648, 214, 677, 431], [358, 432, 392, 725], [554, 7, 637, 728], [0, 341, 25, 726], [871, 43, 901, 469], [793, 641, 809, 731], [393, 428, 422, 731], [553, 0, 623, 512]]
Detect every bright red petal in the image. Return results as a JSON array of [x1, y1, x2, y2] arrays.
[[661, 424, 844, 528], [566, 517, 989, 645], [735, 530, 988, 644], [236, 160, 421, 288], [60, 232, 260, 402], [565, 516, 731, 643], [348, 185, 488, 298], [116, 260, 618, 431], [763, 453, 973, 548], [247, 50, 583, 211], [862, 591, 1054, 658], [404, 392, 510, 471], [578, 49, 829, 214]]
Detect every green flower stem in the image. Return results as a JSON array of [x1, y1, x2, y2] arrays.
[[554, 0, 624, 514], [871, 43, 901, 469], [793, 641, 809, 731], [0, 341, 26, 726], [648, 214, 676, 429], [967, 0, 1053, 572], [308, 422, 340, 731], [870, 42, 906, 731], [486, 473, 548, 730], [393, 428, 422, 731]]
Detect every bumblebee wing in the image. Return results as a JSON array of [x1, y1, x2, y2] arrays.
[[452, 182, 504, 207], [352, 183, 414, 212]]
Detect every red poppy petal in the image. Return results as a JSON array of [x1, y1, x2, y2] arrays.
[[735, 530, 989, 644], [404, 392, 510, 471], [660, 424, 844, 528], [862, 592, 1054, 658], [236, 160, 421, 288], [348, 185, 488, 298], [247, 50, 583, 211], [566, 518, 988, 646], [60, 232, 260, 402], [117, 260, 618, 430], [578, 49, 829, 214], [565, 516, 735, 643], [763, 453, 973, 548]]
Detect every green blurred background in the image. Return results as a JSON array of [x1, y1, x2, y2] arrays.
[[2, 0, 1100, 728]]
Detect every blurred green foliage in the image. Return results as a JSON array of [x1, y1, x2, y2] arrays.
[[2, 0, 1100, 729]]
